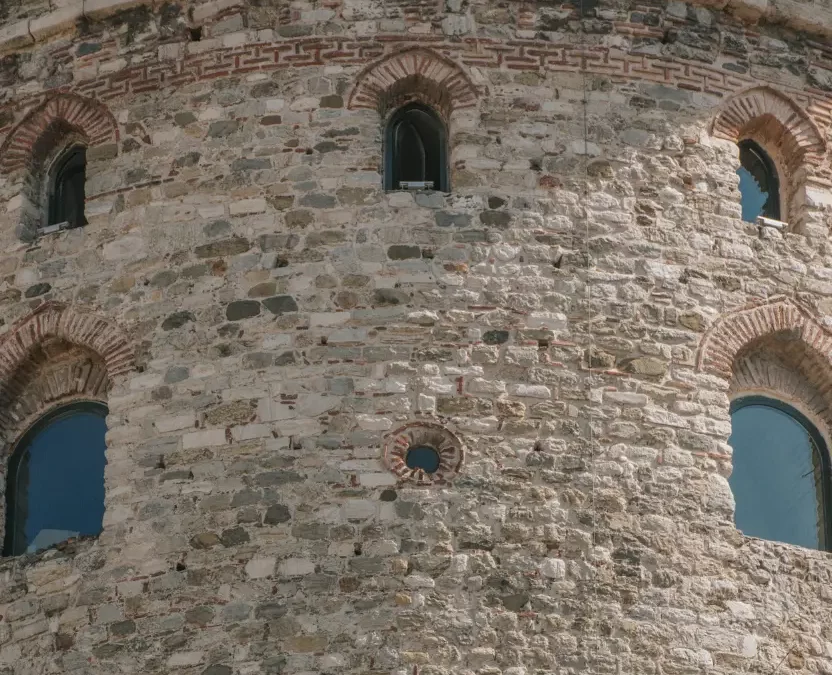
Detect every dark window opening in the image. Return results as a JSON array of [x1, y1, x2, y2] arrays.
[[737, 139, 780, 223], [4, 402, 108, 556], [728, 396, 830, 551], [385, 103, 448, 192], [405, 445, 441, 473], [189, 26, 203, 41], [47, 146, 87, 230]]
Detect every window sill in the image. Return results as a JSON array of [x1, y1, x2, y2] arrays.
[[756, 215, 788, 231], [386, 188, 449, 194], [0, 534, 97, 565], [37, 221, 72, 236]]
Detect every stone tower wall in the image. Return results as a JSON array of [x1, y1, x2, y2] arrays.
[[0, 0, 831, 674]]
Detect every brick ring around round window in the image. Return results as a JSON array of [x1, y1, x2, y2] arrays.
[[383, 421, 465, 485]]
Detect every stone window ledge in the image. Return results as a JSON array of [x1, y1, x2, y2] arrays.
[[0, 534, 98, 571]]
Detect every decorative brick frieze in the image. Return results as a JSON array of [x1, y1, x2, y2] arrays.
[[347, 47, 480, 118], [0, 93, 119, 175]]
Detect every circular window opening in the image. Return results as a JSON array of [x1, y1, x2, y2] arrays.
[[405, 445, 441, 473]]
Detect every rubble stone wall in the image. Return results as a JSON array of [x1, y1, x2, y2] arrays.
[[1, 0, 832, 674]]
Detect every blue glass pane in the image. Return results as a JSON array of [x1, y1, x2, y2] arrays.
[[737, 166, 769, 223], [729, 403, 824, 549], [10, 408, 107, 555], [405, 445, 441, 473]]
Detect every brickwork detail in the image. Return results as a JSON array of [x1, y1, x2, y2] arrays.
[[697, 296, 832, 378], [0, 344, 108, 442], [0, 303, 134, 397], [383, 421, 465, 485], [0, 93, 119, 175], [712, 86, 826, 170], [347, 47, 479, 117]]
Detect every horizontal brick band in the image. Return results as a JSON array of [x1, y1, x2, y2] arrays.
[[1, 39, 831, 172]]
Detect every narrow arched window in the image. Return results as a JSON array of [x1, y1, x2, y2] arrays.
[[4, 402, 107, 556], [728, 396, 830, 550], [737, 139, 780, 223], [47, 146, 87, 230], [385, 103, 448, 192]]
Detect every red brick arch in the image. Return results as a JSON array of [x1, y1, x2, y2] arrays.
[[0, 93, 119, 174], [347, 47, 480, 118], [711, 86, 825, 171], [0, 302, 134, 387], [696, 296, 832, 377]]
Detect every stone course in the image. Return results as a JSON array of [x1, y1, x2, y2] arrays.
[[0, 0, 831, 674]]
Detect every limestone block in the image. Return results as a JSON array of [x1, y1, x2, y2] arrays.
[[30, 3, 83, 40], [83, 0, 146, 20], [0, 21, 34, 53]]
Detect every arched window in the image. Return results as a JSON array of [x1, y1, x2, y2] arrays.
[[4, 402, 108, 556], [728, 396, 831, 550], [384, 103, 448, 192], [46, 146, 87, 230], [737, 139, 780, 223]]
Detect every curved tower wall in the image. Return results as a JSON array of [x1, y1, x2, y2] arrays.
[[0, 0, 831, 673]]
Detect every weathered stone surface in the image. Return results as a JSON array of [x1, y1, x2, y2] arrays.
[[262, 295, 298, 315], [162, 311, 195, 330], [0, 5, 829, 675], [190, 532, 221, 549], [194, 237, 250, 259], [388, 245, 421, 260], [374, 289, 409, 305], [226, 301, 261, 321], [623, 356, 668, 376], [264, 504, 291, 525], [207, 120, 240, 137]]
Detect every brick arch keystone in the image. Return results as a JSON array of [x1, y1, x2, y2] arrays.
[[0, 93, 119, 174], [711, 86, 825, 171], [696, 296, 832, 377], [0, 303, 134, 391], [347, 47, 480, 118]]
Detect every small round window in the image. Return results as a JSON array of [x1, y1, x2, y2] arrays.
[[405, 445, 441, 473], [383, 422, 464, 485]]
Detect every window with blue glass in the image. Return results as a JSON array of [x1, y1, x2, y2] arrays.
[[728, 396, 830, 550], [4, 402, 108, 556], [737, 139, 780, 223]]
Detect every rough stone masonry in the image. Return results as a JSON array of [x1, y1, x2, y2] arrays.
[[1, 0, 832, 673]]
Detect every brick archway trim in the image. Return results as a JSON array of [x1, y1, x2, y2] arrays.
[[347, 47, 480, 117], [712, 86, 825, 167], [696, 296, 832, 377], [0, 302, 134, 386], [0, 93, 119, 175]]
